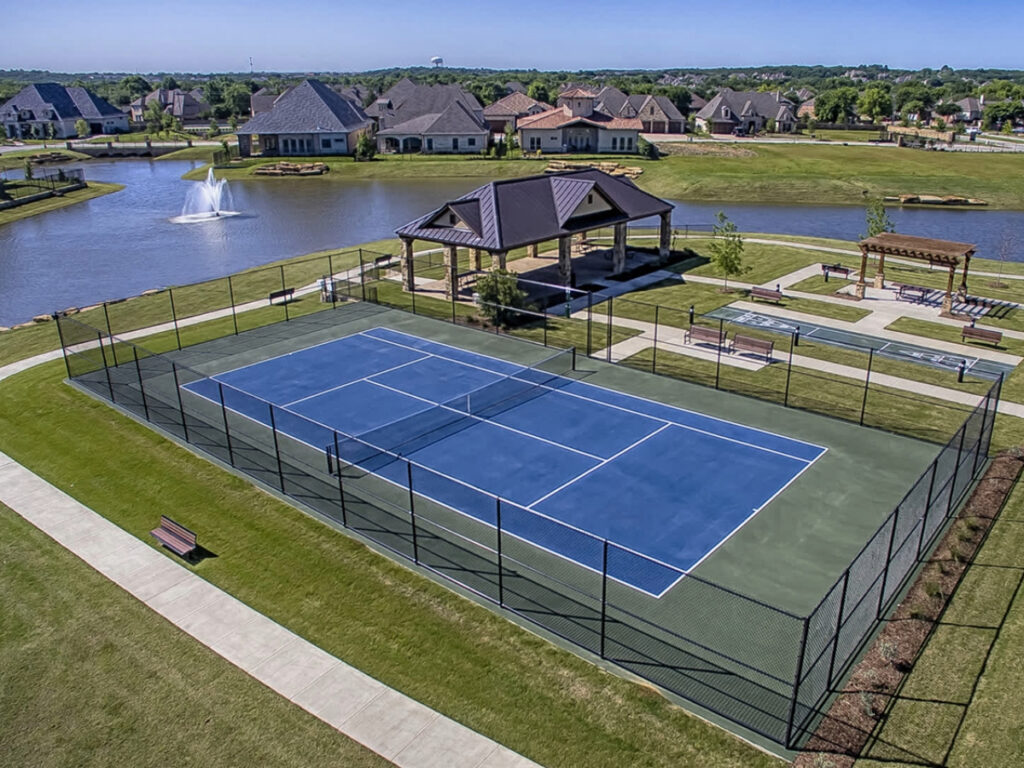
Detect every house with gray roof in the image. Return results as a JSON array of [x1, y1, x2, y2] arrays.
[[129, 87, 210, 123], [593, 87, 686, 133], [235, 79, 371, 157], [372, 80, 488, 154], [695, 89, 796, 134], [1, 83, 129, 139], [482, 91, 552, 133]]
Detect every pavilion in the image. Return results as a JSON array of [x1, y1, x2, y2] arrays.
[[857, 233, 975, 313], [394, 170, 674, 298]]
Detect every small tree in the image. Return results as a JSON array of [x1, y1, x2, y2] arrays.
[[354, 132, 376, 161], [24, 159, 33, 180], [708, 212, 747, 290], [504, 123, 515, 158], [75, 118, 90, 138], [207, 118, 220, 138], [229, 114, 239, 132], [144, 99, 164, 134], [474, 269, 529, 327], [992, 227, 1017, 288], [862, 197, 895, 239], [45, 122, 56, 141], [934, 117, 946, 131], [766, 117, 777, 134]]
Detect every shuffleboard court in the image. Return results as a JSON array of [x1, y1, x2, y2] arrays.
[[184, 327, 826, 595]]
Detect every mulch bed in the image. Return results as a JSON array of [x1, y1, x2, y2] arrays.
[[794, 450, 1024, 768]]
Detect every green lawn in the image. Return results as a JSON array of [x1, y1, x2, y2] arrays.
[[0, 504, 391, 768], [0, 182, 124, 227], [801, 129, 887, 143], [854, 467, 1024, 767], [0, 148, 91, 170], [0, 359, 782, 768], [86, 130, 195, 144]]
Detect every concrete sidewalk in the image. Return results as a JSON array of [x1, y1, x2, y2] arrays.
[[0, 451, 538, 768]]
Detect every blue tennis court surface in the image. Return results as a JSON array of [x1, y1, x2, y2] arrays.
[[184, 327, 826, 595]]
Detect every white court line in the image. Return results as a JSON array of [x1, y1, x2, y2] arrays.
[[526, 424, 671, 508], [365, 378, 605, 462], [181, 384, 683, 598], [281, 355, 428, 407], [364, 328, 826, 464], [199, 330, 388, 379]]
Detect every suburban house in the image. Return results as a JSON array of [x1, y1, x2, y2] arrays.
[[252, 84, 372, 117], [516, 88, 642, 153], [482, 91, 552, 133], [372, 79, 488, 154], [129, 88, 210, 123], [695, 89, 797, 134], [955, 97, 983, 123], [688, 94, 708, 115], [798, 98, 816, 119], [592, 86, 686, 133], [1, 83, 129, 138], [235, 79, 371, 157]]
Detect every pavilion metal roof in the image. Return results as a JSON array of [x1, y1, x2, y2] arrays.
[[395, 170, 673, 251]]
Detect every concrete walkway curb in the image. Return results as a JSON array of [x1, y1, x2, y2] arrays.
[[0, 451, 539, 768]]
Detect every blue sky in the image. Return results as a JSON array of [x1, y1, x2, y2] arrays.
[[5, 0, 1022, 73]]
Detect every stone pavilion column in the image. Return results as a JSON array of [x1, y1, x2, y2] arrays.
[[558, 236, 573, 286], [527, 243, 539, 259], [658, 211, 672, 259], [613, 223, 627, 273], [443, 244, 457, 299], [399, 237, 415, 292], [491, 250, 507, 270], [470, 248, 482, 271]]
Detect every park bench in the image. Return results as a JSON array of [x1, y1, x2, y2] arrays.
[[821, 263, 851, 279], [731, 334, 775, 363], [685, 324, 728, 348], [896, 284, 930, 303], [750, 286, 784, 303], [961, 326, 1003, 346], [150, 515, 198, 559], [268, 287, 295, 305]]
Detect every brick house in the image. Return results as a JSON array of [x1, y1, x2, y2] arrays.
[[517, 88, 642, 153]]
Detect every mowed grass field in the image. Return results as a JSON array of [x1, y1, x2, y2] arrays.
[[854, 465, 1024, 767]]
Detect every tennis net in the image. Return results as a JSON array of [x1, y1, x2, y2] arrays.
[[335, 346, 575, 464]]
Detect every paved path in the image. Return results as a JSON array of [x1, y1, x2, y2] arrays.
[[0, 449, 538, 768]]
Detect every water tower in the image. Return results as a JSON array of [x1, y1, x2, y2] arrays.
[[431, 56, 444, 68]]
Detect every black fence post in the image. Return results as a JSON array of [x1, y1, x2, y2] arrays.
[[359, 248, 367, 301], [133, 347, 150, 422], [102, 302, 118, 366], [859, 348, 874, 426], [227, 276, 239, 335], [876, 511, 899, 619], [268, 405, 286, 493], [218, 382, 234, 467], [784, 331, 795, 406], [168, 288, 182, 351], [970, 399, 988, 480], [827, 568, 851, 687], [171, 362, 190, 443], [279, 265, 289, 322], [652, 305, 660, 374], [496, 497, 504, 606], [714, 317, 724, 389], [97, 331, 115, 402], [333, 431, 348, 527], [785, 618, 811, 749], [605, 297, 614, 362], [54, 313, 73, 380], [408, 461, 419, 564], [586, 292, 593, 357], [327, 251, 337, 309], [916, 461, 939, 561], [946, 424, 968, 517], [600, 539, 609, 659]]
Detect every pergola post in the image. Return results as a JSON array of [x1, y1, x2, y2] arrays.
[[613, 223, 627, 273], [658, 211, 672, 259], [558, 236, 573, 286], [874, 251, 886, 289], [492, 250, 507, 270], [943, 267, 955, 313], [400, 237, 415, 292], [470, 248, 482, 271], [443, 244, 457, 299], [855, 245, 869, 299], [960, 252, 972, 295]]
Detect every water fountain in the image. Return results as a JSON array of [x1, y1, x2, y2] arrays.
[[172, 168, 240, 223]]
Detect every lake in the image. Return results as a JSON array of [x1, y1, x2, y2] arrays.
[[1, 159, 1022, 325]]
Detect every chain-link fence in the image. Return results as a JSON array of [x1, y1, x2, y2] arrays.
[[51, 245, 1000, 749]]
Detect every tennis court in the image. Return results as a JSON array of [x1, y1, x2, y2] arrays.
[[184, 326, 826, 596]]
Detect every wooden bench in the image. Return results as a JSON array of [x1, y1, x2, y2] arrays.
[[961, 326, 1003, 346], [150, 515, 198, 558], [750, 286, 783, 303], [731, 334, 774, 362], [268, 287, 295, 305], [821, 263, 851, 279], [896, 284, 930, 303], [685, 324, 727, 348]]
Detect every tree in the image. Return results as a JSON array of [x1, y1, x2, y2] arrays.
[[862, 198, 894, 239], [934, 117, 946, 131], [75, 119, 90, 138], [708, 212, 747, 290], [160, 76, 180, 91], [45, 121, 56, 140], [934, 102, 960, 118], [144, 98, 164, 134], [992, 227, 1017, 288], [527, 81, 550, 104], [765, 117, 777, 133], [229, 114, 239, 132], [637, 136, 658, 159], [814, 87, 858, 123], [504, 123, 515, 157], [474, 269, 529, 327], [354, 132, 376, 161], [858, 88, 892, 123], [207, 118, 220, 138]]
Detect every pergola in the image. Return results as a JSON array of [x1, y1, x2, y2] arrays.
[[394, 169, 674, 299], [857, 232, 976, 313]]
